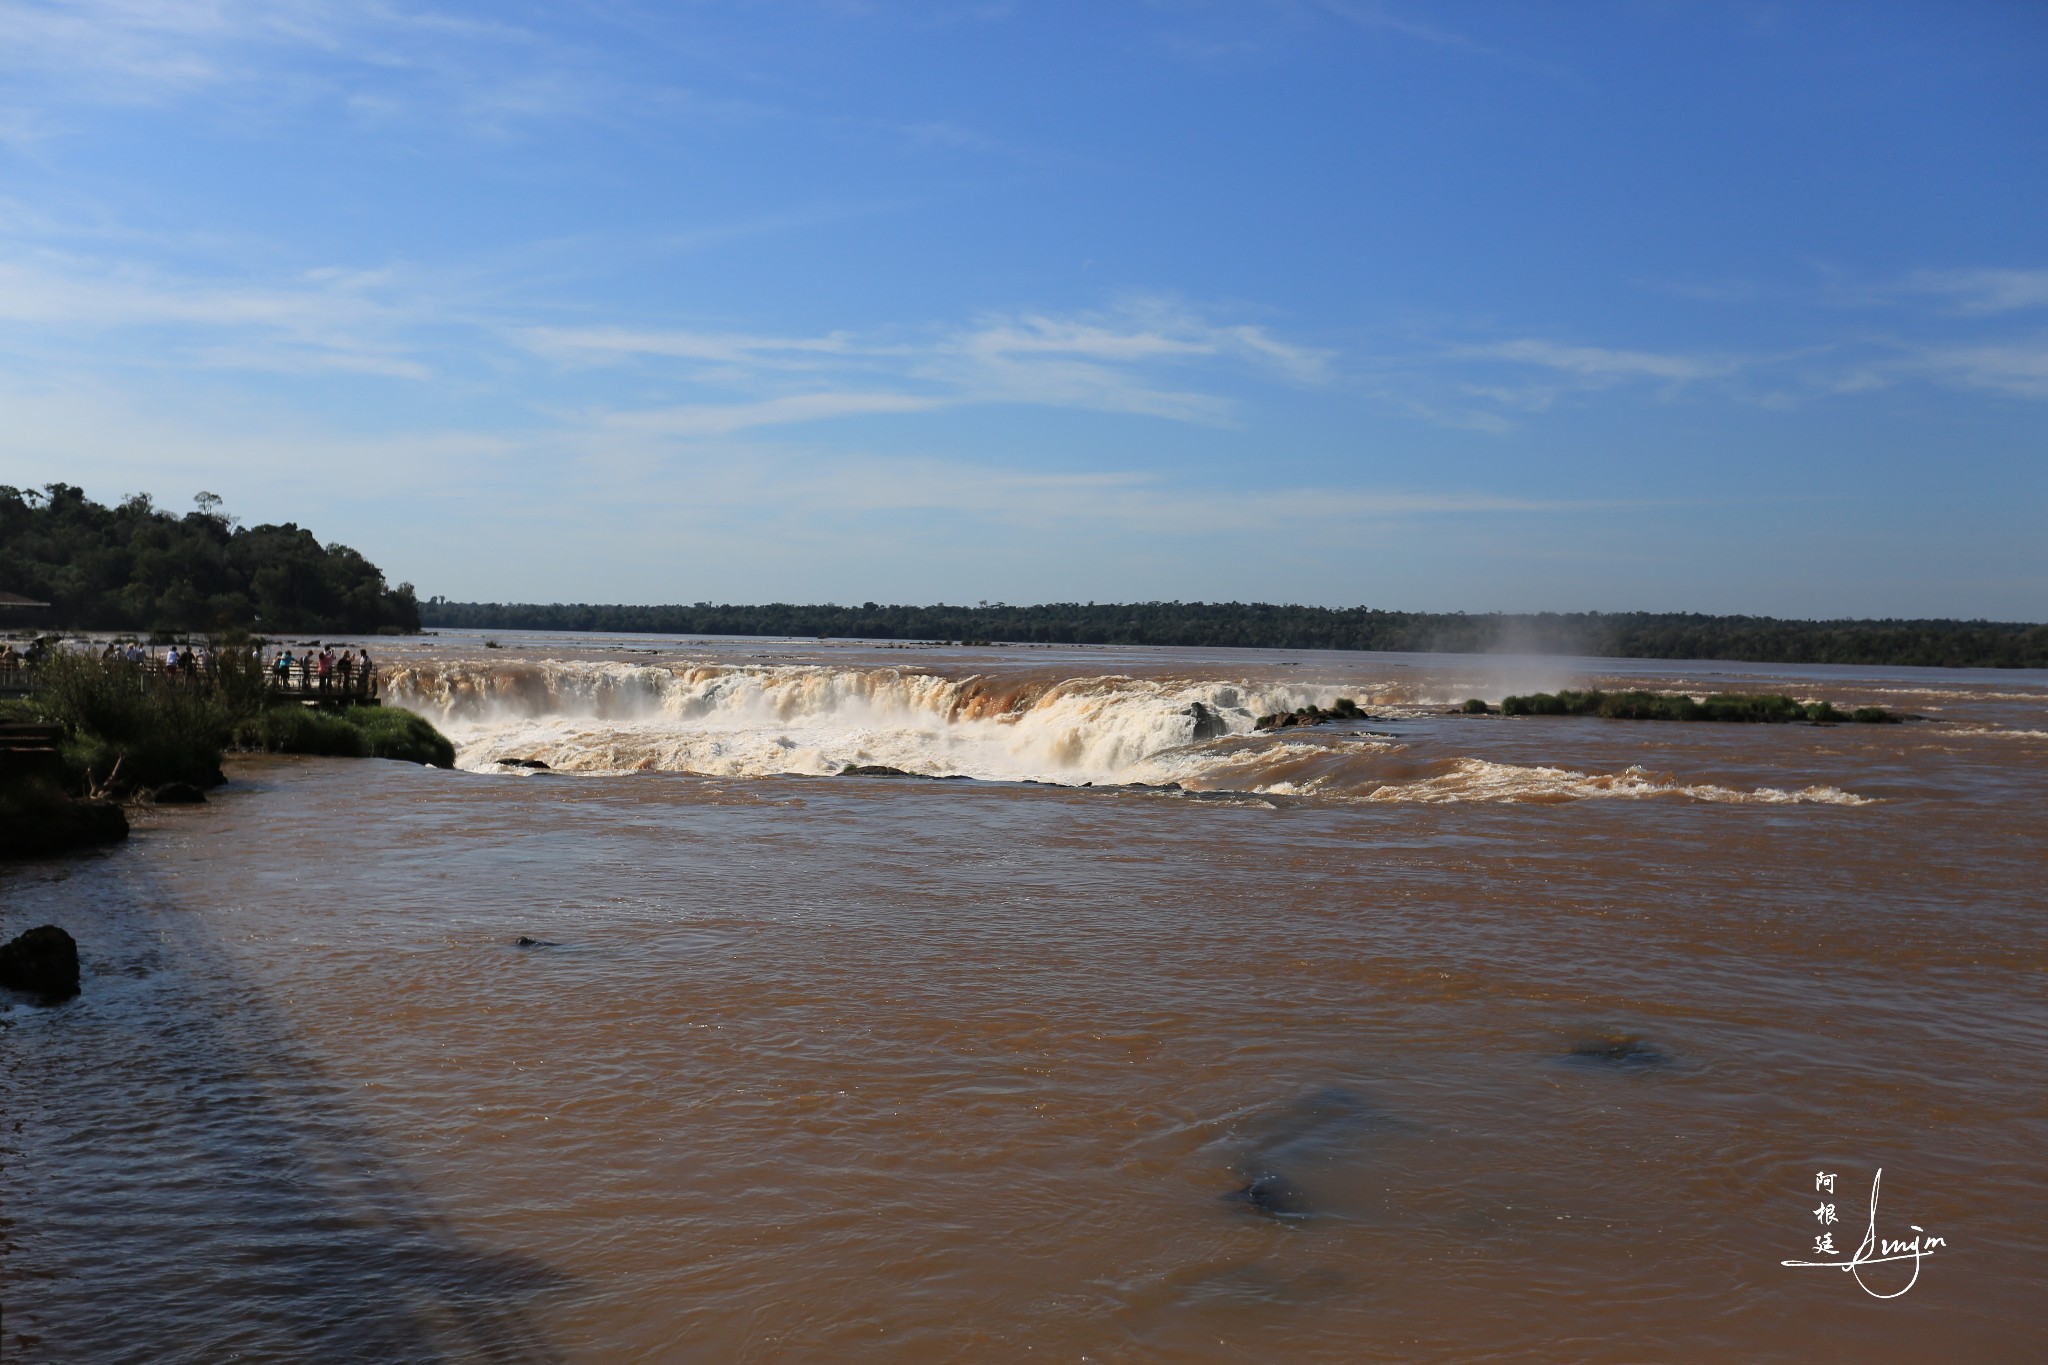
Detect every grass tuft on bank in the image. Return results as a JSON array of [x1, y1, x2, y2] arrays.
[[233, 705, 456, 768]]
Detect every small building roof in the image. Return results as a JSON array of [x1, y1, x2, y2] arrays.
[[0, 591, 52, 608]]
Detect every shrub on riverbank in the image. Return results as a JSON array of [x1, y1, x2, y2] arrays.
[[30, 652, 238, 789], [233, 705, 455, 767], [15, 653, 454, 796], [1498, 689, 1892, 723]]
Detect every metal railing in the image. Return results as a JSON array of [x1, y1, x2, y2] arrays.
[[263, 659, 381, 702]]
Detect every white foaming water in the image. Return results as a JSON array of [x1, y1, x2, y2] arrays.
[[385, 660, 1327, 785], [381, 660, 1877, 805], [1347, 760, 1878, 806]]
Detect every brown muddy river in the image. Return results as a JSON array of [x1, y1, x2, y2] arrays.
[[4, 635, 2045, 1362]]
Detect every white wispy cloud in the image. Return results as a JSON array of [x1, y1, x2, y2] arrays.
[[0, 0, 593, 143], [1314, 0, 1578, 84], [1903, 268, 2048, 315], [1460, 338, 1739, 383], [0, 224, 1327, 426], [522, 326, 862, 368], [1908, 341, 2048, 399], [0, 373, 1604, 547], [0, 244, 432, 376], [539, 298, 1332, 429], [600, 391, 948, 437]]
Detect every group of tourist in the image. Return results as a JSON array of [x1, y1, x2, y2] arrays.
[[271, 646, 374, 694], [82, 638, 208, 674], [97, 640, 211, 675], [0, 637, 378, 698], [0, 639, 43, 679]]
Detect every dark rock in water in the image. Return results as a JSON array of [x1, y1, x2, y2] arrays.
[[1229, 1172, 1311, 1220], [840, 764, 915, 777], [496, 757, 551, 770], [514, 936, 560, 948], [0, 925, 81, 1002], [1565, 1032, 1671, 1068], [151, 782, 207, 804], [1221, 1086, 1391, 1223], [1186, 701, 1231, 741]]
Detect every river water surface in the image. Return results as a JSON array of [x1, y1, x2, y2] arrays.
[[3, 634, 2044, 1362]]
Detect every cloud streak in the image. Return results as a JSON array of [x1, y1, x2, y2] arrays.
[[1459, 338, 1739, 383], [1903, 268, 2048, 315], [539, 298, 1333, 430]]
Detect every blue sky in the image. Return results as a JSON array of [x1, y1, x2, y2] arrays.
[[2, 1, 2044, 617]]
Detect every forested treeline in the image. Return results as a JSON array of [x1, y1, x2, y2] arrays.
[[1, 485, 420, 635], [417, 599, 2048, 668]]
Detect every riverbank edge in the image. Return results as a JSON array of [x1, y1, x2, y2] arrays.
[[0, 703, 456, 862]]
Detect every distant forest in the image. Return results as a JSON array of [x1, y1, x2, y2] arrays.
[[1, 485, 420, 635], [419, 600, 2048, 669]]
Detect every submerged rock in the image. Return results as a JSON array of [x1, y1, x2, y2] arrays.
[[496, 758, 551, 770], [514, 936, 560, 948], [1564, 1032, 1671, 1069], [0, 925, 81, 1002], [1221, 1086, 1391, 1223], [1228, 1172, 1312, 1221], [151, 782, 207, 804], [839, 764, 915, 777]]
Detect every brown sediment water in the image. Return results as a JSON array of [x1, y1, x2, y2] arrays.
[[3, 634, 2045, 1362]]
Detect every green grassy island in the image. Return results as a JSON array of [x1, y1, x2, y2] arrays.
[[1491, 689, 1896, 724]]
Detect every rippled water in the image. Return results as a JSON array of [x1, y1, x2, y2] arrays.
[[4, 636, 2045, 1362]]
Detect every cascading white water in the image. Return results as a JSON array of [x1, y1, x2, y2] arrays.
[[383, 661, 1332, 784], [380, 659, 1873, 804]]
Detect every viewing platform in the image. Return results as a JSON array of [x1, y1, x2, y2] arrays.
[[257, 661, 383, 706]]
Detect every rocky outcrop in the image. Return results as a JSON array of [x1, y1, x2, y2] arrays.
[[0, 925, 81, 1002], [837, 764, 971, 780], [496, 757, 551, 770], [1254, 697, 1367, 730], [1185, 701, 1231, 741], [150, 782, 208, 804]]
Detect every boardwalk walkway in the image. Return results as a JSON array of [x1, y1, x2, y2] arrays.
[[0, 722, 64, 778]]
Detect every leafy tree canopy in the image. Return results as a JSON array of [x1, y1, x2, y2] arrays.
[[0, 485, 419, 635]]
